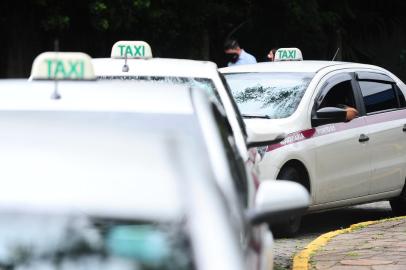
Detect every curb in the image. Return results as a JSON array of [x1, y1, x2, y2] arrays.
[[291, 216, 406, 270]]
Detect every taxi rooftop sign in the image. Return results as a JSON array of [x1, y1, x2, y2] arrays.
[[111, 41, 153, 59], [30, 52, 95, 80], [274, 48, 303, 61]]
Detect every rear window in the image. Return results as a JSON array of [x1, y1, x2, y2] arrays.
[[224, 72, 314, 119], [97, 75, 222, 107], [359, 81, 398, 113]]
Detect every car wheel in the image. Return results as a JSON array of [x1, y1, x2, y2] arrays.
[[273, 215, 302, 237], [272, 167, 303, 237], [390, 185, 406, 215]]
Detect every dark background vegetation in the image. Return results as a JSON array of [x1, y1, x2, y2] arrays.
[[2, 0, 406, 80]]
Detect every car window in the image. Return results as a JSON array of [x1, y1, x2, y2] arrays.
[[319, 79, 357, 109], [395, 85, 406, 108], [97, 75, 223, 107], [0, 213, 194, 270], [224, 72, 314, 119], [359, 81, 398, 113]]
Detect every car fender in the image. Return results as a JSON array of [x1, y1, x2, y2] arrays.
[[259, 141, 316, 199]]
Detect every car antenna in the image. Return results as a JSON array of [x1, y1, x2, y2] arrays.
[[122, 52, 129, 72], [51, 39, 61, 100], [331, 48, 340, 61]]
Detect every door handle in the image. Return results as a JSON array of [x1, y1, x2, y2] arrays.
[[403, 124, 406, 132], [359, 134, 369, 143]]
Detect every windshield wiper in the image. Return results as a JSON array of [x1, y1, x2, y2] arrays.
[[242, 113, 271, 119]]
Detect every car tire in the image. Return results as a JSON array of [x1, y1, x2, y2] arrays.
[[390, 184, 406, 216], [272, 166, 303, 237]]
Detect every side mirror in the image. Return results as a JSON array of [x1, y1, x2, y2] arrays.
[[311, 107, 347, 127], [245, 124, 286, 148], [246, 180, 310, 226]]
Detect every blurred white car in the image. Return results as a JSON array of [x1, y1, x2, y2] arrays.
[[92, 41, 284, 209], [1, 52, 309, 270], [221, 48, 406, 235]]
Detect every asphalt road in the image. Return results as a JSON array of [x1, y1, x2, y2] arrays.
[[273, 201, 393, 269]]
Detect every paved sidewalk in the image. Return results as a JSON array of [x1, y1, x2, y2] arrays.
[[293, 216, 406, 270]]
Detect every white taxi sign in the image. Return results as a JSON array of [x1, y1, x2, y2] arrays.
[[31, 52, 95, 80], [274, 48, 303, 61], [111, 41, 152, 59]]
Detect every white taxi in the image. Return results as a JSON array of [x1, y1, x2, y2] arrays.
[[92, 41, 281, 209], [221, 48, 406, 235]]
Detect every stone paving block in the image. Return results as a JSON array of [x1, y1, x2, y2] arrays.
[[329, 266, 370, 270], [369, 240, 401, 246], [370, 239, 398, 244], [387, 252, 406, 257], [313, 260, 337, 269], [357, 243, 379, 249], [367, 256, 403, 263], [341, 253, 374, 260], [369, 221, 404, 229], [319, 247, 358, 254], [340, 259, 393, 266], [386, 247, 406, 252], [387, 227, 406, 232], [312, 253, 347, 262], [357, 228, 381, 233], [335, 234, 365, 240], [322, 246, 355, 252], [371, 265, 406, 270]]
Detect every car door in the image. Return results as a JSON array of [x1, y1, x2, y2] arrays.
[[312, 72, 371, 204], [355, 71, 406, 195], [210, 104, 267, 270]]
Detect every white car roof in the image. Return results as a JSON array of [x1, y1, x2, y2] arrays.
[[0, 79, 213, 222], [0, 79, 194, 114], [93, 57, 219, 78], [219, 60, 382, 74]]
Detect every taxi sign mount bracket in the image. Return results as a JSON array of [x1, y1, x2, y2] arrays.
[[122, 53, 129, 72], [51, 39, 62, 100]]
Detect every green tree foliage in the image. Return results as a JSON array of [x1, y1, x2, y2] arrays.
[[33, 0, 71, 32], [2, 0, 406, 79]]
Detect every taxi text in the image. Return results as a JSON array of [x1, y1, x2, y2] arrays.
[[45, 59, 85, 79], [118, 45, 146, 57]]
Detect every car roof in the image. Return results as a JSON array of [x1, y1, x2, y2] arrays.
[[219, 60, 381, 74], [0, 79, 194, 114], [93, 57, 219, 78], [0, 79, 213, 222]]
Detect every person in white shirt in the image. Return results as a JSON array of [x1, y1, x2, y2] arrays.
[[224, 39, 257, 66]]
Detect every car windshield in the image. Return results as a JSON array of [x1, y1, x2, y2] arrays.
[[97, 76, 222, 107], [224, 72, 314, 119], [0, 212, 193, 270]]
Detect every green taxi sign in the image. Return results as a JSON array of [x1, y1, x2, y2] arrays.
[[111, 41, 153, 59], [274, 48, 303, 61], [30, 52, 95, 80]]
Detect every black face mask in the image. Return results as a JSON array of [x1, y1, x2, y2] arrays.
[[226, 53, 239, 63]]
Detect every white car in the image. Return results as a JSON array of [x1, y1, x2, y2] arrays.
[[221, 48, 406, 235], [92, 41, 281, 209], [3, 52, 309, 269]]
